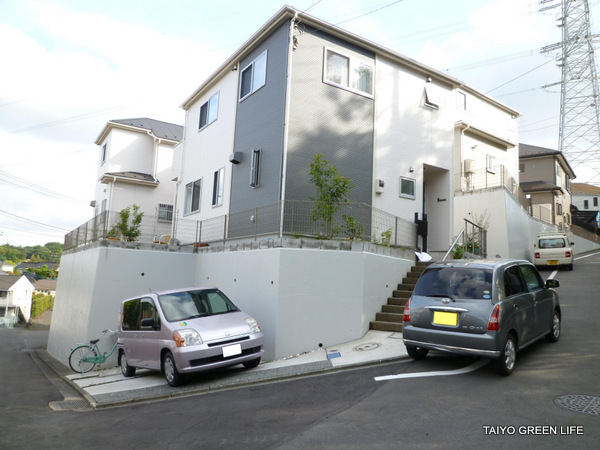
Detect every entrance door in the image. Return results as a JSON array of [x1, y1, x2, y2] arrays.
[[423, 165, 451, 253]]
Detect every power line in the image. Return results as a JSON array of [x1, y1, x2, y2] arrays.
[[0, 210, 71, 232], [0, 170, 89, 205], [334, 0, 406, 26]]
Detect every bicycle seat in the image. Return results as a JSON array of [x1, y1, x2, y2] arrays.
[[89, 339, 100, 344]]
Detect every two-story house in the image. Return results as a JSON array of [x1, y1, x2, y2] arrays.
[[175, 6, 520, 255], [93, 118, 183, 231], [519, 143, 576, 230], [571, 182, 600, 211], [0, 275, 35, 326]]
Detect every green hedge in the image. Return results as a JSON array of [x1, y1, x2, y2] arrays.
[[31, 293, 54, 318]]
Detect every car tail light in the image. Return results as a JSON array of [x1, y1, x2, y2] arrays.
[[565, 251, 571, 258], [403, 298, 411, 322], [488, 304, 500, 331], [534, 252, 540, 259]]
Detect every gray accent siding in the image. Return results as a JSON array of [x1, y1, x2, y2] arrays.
[[286, 27, 375, 207], [229, 22, 290, 238]]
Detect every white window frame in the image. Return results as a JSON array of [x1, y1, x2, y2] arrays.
[[185, 179, 201, 215], [457, 91, 467, 110], [399, 176, 416, 200], [212, 167, 225, 207], [323, 47, 373, 97], [239, 51, 267, 101], [424, 84, 441, 110], [199, 92, 219, 130], [486, 155, 495, 174], [250, 149, 261, 188], [101, 143, 107, 165]]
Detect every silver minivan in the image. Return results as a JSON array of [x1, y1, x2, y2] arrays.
[[117, 287, 264, 386]]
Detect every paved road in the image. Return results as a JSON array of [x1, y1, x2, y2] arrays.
[[1, 252, 599, 449]]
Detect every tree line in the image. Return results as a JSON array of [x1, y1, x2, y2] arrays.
[[0, 242, 63, 266]]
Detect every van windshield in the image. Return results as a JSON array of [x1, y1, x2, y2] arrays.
[[414, 267, 493, 300], [158, 289, 240, 322]]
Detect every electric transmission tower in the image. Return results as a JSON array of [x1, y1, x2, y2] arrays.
[[541, 0, 600, 185]]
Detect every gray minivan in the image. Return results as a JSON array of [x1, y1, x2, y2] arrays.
[[117, 287, 264, 386]]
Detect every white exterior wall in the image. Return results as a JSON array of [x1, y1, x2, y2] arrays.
[[177, 71, 239, 221], [48, 246, 413, 366], [572, 193, 600, 211]]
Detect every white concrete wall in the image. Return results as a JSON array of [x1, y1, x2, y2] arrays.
[[48, 245, 414, 366]]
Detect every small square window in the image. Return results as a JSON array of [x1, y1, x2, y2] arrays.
[[199, 92, 219, 129], [158, 204, 173, 222], [400, 177, 416, 199], [424, 84, 440, 110], [486, 155, 495, 173], [239, 51, 267, 100], [323, 48, 373, 96]]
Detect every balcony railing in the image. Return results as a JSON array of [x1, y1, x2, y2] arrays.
[[64, 201, 418, 252]]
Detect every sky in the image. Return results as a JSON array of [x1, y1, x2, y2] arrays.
[[1, 0, 599, 247]]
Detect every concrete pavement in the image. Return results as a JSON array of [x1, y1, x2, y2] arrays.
[[36, 329, 408, 409]]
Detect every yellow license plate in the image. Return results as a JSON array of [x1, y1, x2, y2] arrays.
[[548, 260, 558, 265], [433, 311, 458, 326]]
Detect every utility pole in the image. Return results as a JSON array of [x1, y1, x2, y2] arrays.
[[541, 0, 600, 185]]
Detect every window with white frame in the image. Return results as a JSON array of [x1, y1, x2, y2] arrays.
[[400, 177, 416, 199], [212, 167, 225, 207], [457, 91, 467, 110], [239, 51, 267, 100], [199, 92, 219, 130], [101, 143, 107, 165], [424, 84, 441, 110], [158, 203, 173, 222], [486, 154, 495, 173], [324, 48, 373, 96], [250, 149, 261, 187], [185, 179, 201, 215]]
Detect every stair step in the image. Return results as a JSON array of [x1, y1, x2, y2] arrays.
[[370, 321, 403, 332], [392, 290, 411, 299], [410, 265, 428, 273], [406, 272, 422, 279], [387, 297, 409, 306], [402, 277, 418, 285], [382, 304, 405, 314], [397, 283, 415, 291], [376, 312, 404, 323]]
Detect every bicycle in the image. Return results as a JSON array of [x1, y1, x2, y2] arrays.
[[68, 328, 119, 373]]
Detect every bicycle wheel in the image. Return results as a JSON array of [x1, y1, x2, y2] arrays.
[[68, 345, 98, 373]]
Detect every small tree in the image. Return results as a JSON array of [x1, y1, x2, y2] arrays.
[[117, 204, 144, 242], [308, 154, 353, 237]]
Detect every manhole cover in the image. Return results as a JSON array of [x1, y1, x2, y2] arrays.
[[554, 395, 600, 416], [353, 343, 381, 351]]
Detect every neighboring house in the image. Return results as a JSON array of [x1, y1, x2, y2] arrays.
[[175, 5, 520, 255], [16, 262, 59, 274], [0, 275, 35, 324], [33, 279, 57, 297], [571, 182, 600, 211], [1, 261, 15, 274], [93, 118, 183, 234], [519, 144, 576, 230]]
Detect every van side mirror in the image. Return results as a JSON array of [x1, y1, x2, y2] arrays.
[[546, 279, 560, 289], [141, 318, 159, 330]]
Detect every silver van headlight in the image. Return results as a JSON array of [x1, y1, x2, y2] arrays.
[[173, 329, 203, 347], [245, 317, 261, 334]]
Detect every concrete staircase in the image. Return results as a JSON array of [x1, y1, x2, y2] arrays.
[[369, 262, 431, 332]]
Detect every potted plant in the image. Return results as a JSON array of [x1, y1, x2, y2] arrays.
[[106, 226, 121, 241], [115, 204, 144, 242]]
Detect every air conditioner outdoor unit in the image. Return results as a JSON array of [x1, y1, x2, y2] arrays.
[[464, 159, 476, 174]]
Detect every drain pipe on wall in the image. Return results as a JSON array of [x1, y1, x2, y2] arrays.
[[278, 11, 298, 238]]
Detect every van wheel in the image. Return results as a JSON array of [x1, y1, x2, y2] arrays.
[[163, 351, 184, 387], [120, 350, 136, 377], [243, 357, 261, 369]]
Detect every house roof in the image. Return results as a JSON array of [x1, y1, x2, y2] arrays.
[[16, 262, 58, 270], [95, 118, 183, 145], [571, 182, 600, 195], [33, 279, 57, 291], [181, 5, 521, 118], [0, 275, 25, 290], [100, 171, 159, 186], [520, 181, 563, 193], [519, 143, 576, 179]]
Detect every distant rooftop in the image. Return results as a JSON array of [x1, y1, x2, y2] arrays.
[[571, 182, 600, 195], [110, 118, 184, 142]]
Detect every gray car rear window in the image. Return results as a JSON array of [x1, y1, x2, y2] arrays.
[[414, 267, 493, 300]]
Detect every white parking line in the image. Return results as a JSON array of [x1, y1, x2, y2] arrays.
[[374, 359, 489, 381]]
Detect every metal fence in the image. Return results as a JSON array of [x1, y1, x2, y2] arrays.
[[64, 201, 418, 251]]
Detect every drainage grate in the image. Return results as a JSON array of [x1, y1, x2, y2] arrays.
[[353, 343, 381, 352], [49, 399, 92, 412], [554, 395, 600, 416]]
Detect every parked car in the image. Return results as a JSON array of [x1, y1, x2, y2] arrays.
[[533, 232, 574, 270], [117, 287, 264, 386], [402, 260, 561, 375]]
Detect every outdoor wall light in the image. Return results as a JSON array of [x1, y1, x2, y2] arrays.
[[409, 166, 415, 173]]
